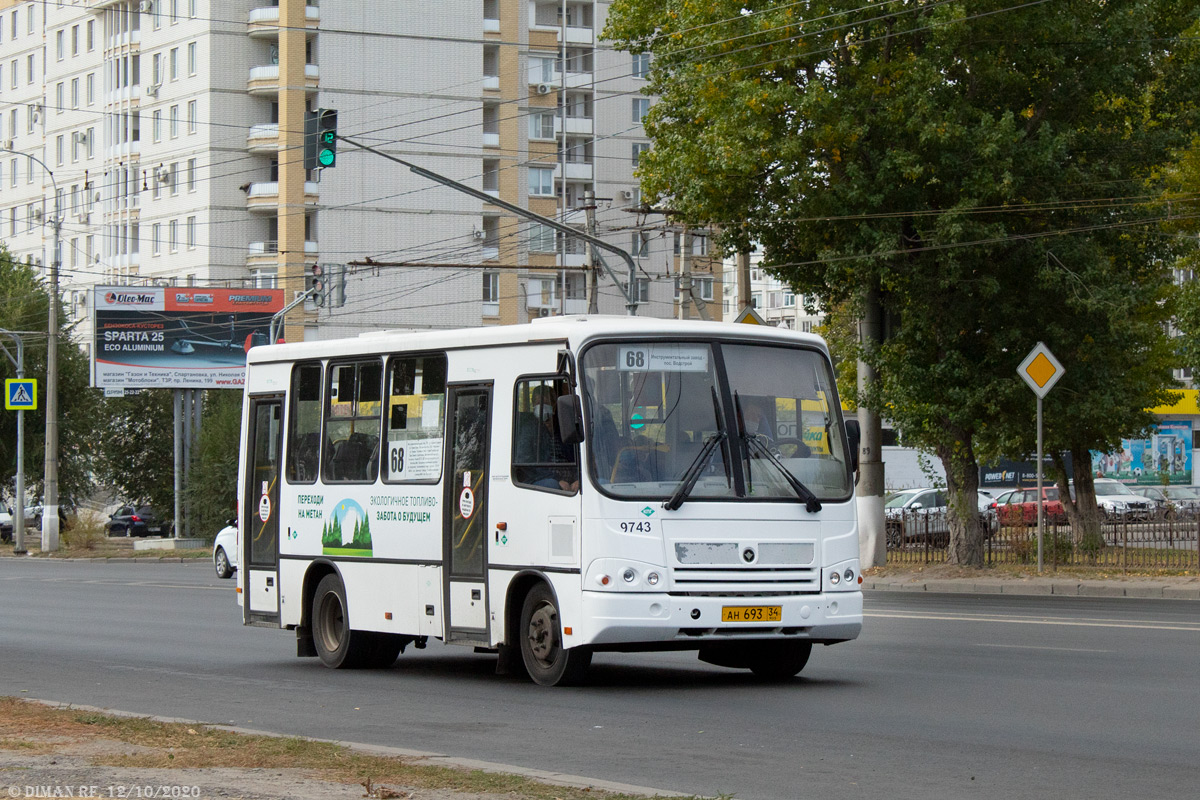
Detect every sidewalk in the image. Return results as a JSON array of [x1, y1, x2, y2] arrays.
[[863, 568, 1200, 600]]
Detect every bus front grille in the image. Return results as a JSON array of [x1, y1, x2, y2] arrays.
[[669, 567, 819, 594]]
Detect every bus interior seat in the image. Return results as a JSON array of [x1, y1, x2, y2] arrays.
[[610, 444, 669, 484], [329, 433, 377, 481], [289, 432, 320, 481]]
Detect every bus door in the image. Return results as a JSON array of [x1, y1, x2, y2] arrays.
[[443, 383, 492, 642], [243, 395, 283, 624]]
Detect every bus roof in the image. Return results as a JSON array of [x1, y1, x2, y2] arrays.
[[247, 315, 829, 365]]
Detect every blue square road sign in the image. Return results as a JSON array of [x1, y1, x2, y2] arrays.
[[5, 379, 37, 410]]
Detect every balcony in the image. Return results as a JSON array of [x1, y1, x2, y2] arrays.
[[248, 5, 321, 38], [549, 71, 593, 90], [562, 116, 593, 136], [248, 64, 320, 95], [483, 18, 500, 33], [483, 75, 500, 91], [246, 181, 319, 213], [554, 162, 594, 181], [248, 239, 318, 264], [483, 132, 500, 148], [247, 123, 280, 153]]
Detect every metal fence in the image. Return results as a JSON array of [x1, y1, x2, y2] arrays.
[[885, 509, 1200, 571]]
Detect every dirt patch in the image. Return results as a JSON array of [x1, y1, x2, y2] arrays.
[[0, 699, 689, 800]]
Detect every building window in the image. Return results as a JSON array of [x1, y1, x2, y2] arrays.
[[86, 127, 94, 158], [169, 47, 178, 80], [482, 271, 499, 303], [632, 142, 650, 167], [187, 158, 196, 191], [56, 30, 64, 60], [188, 42, 196, 75], [632, 53, 650, 78], [56, 83, 64, 114], [169, 105, 179, 137], [528, 167, 554, 196], [632, 232, 650, 259], [55, 135, 63, 166], [152, 110, 161, 141], [528, 54, 555, 84], [529, 112, 555, 140], [636, 278, 650, 302], [168, 219, 177, 252], [87, 20, 94, 51], [27, 53, 34, 84], [186, 216, 196, 248], [9, 59, 15, 89], [152, 223, 161, 255], [71, 25, 79, 56], [169, 162, 179, 195], [187, 100, 197, 133], [632, 97, 650, 124], [528, 223, 556, 253], [71, 78, 79, 109], [86, 73, 94, 105]]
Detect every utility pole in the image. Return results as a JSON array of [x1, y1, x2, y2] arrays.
[[737, 249, 752, 313], [857, 286, 886, 567], [584, 190, 599, 313], [679, 227, 690, 320]]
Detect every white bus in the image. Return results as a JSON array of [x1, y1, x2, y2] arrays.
[[236, 316, 862, 685]]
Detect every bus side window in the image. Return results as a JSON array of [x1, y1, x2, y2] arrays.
[[286, 362, 322, 483], [323, 359, 383, 483], [383, 353, 447, 483], [512, 377, 579, 493]]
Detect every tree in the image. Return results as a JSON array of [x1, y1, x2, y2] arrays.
[[0, 248, 100, 509], [184, 390, 243, 537], [96, 390, 176, 514], [605, 0, 1200, 564]]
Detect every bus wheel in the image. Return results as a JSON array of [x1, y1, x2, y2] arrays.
[[747, 641, 812, 680], [519, 584, 591, 686], [312, 573, 373, 669]]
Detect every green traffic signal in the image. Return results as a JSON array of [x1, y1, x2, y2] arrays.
[[304, 109, 338, 170]]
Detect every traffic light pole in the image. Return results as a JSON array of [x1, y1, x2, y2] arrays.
[[0, 329, 28, 553], [268, 283, 324, 344], [336, 135, 641, 315]]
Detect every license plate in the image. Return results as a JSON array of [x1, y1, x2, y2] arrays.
[[721, 605, 782, 623]]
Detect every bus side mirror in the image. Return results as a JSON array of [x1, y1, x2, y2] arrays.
[[557, 394, 585, 445], [845, 418, 860, 472]]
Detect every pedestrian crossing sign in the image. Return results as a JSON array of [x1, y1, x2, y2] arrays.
[[5, 378, 37, 410]]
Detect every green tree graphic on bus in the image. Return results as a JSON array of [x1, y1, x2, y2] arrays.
[[321, 498, 372, 557]]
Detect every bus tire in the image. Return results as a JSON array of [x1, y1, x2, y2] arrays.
[[519, 583, 591, 686], [312, 573, 373, 669], [747, 641, 812, 680]]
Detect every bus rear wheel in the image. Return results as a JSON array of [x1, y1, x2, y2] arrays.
[[312, 573, 386, 669], [519, 584, 591, 686]]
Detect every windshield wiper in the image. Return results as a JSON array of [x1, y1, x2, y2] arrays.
[[734, 391, 822, 513], [743, 435, 822, 512], [663, 431, 726, 511]]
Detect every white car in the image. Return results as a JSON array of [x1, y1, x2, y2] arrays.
[[212, 522, 238, 579], [1084, 479, 1153, 518]]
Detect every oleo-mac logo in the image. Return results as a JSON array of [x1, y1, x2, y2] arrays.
[[105, 291, 156, 305]]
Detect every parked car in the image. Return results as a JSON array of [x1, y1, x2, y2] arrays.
[[884, 488, 949, 547], [0, 509, 11, 543], [1131, 485, 1200, 515], [106, 505, 169, 537], [212, 521, 238, 579], [1081, 479, 1153, 518], [995, 486, 1067, 526], [1, 505, 66, 540]]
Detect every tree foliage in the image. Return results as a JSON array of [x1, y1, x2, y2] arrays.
[[184, 389, 243, 537], [606, 0, 1200, 563], [96, 390, 176, 514], [0, 248, 100, 508]]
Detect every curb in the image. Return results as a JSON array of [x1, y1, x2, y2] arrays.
[[28, 699, 688, 798], [863, 579, 1200, 600], [1, 554, 207, 563]]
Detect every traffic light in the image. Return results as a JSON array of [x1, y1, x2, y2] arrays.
[[308, 264, 326, 307], [304, 109, 338, 170]]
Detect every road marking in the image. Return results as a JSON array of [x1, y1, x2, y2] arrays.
[[866, 610, 1200, 632], [975, 643, 1112, 653]]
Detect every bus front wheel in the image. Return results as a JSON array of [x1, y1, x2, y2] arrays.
[[312, 573, 391, 669], [519, 584, 592, 686]]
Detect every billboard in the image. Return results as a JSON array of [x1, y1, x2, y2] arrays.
[[1092, 420, 1193, 485], [92, 286, 283, 389]]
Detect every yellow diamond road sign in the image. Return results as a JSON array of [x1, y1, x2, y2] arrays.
[[1018, 342, 1063, 398]]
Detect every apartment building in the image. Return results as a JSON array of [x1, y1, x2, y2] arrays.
[[0, 0, 718, 345], [721, 250, 824, 332]]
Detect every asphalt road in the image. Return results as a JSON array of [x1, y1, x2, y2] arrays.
[[2, 559, 1198, 800]]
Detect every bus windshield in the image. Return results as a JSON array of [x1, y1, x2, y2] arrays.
[[580, 340, 852, 502]]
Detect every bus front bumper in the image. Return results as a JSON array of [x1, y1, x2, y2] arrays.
[[577, 590, 863, 648]]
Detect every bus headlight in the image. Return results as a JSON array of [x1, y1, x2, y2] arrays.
[[826, 559, 861, 592], [586, 560, 666, 592], [646, 572, 660, 586], [622, 568, 637, 583]]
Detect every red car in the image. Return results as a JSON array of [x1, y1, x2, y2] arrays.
[[994, 487, 1067, 526]]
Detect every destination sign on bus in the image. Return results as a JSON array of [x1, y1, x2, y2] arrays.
[[617, 345, 708, 372]]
